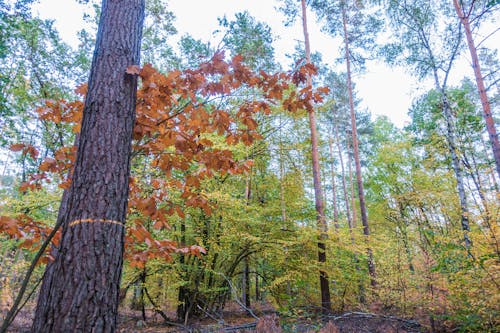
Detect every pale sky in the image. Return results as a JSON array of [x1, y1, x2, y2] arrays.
[[31, 0, 496, 128]]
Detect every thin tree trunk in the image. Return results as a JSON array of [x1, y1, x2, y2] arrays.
[[328, 134, 340, 230], [334, 121, 353, 231], [411, 0, 473, 252], [347, 140, 358, 229], [243, 257, 250, 308], [279, 118, 287, 225], [341, 3, 376, 287], [345, 134, 364, 301], [31, 1, 145, 331], [255, 270, 260, 302], [437, 82, 472, 250], [301, 0, 331, 312], [346, 142, 358, 245], [177, 221, 190, 323], [140, 269, 147, 321], [397, 202, 415, 272], [279, 119, 292, 301], [483, 138, 500, 193], [245, 168, 252, 205], [243, 169, 252, 308], [130, 280, 144, 311], [453, 0, 500, 180], [464, 154, 500, 260]]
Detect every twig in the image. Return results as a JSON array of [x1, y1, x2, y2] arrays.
[[476, 26, 500, 49], [196, 304, 224, 325], [213, 272, 259, 320], [224, 321, 257, 331], [143, 287, 182, 328], [11, 276, 43, 322], [327, 311, 422, 329]]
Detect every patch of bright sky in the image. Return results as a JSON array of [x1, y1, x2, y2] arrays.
[[32, 0, 496, 128]]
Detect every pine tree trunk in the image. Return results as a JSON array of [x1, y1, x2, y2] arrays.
[[453, 0, 500, 180], [334, 121, 353, 231], [346, 146, 357, 245], [341, 3, 376, 287], [300, 0, 331, 312], [328, 134, 340, 230], [31, 1, 145, 331], [347, 141, 357, 229], [345, 133, 363, 301]]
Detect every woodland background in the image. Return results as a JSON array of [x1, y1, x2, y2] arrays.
[[0, 0, 499, 332]]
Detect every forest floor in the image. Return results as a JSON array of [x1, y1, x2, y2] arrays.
[[114, 302, 426, 333], [6, 301, 427, 332]]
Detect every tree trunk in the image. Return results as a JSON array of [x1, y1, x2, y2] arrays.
[[397, 202, 415, 272], [453, 0, 500, 180], [130, 268, 147, 320], [279, 116, 288, 225], [345, 130, 364, 301], [177, 284, 190, 323], [130, 280, 144, 311], [483, 138, 500, 193], [328, 134, 340, 230], [31, 1, 145, 331], [347, 140, 357, 229], [255, 271, 260, 302], [440, 90, 472, 250], [341, 3, 376, 287], [243, 257, 250, 308], [300, 0, 331, 312], [177, 221, 189, 322], [334, 121, 353, 231], [242, 170, 252, 308], [345, 143, 358, 245], [464, 152, 500, 259]]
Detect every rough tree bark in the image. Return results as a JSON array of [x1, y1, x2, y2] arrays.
[[300, 0, 331, 312], [453, 0, 500, 181], [31, 1, 145, 331], [341, 2, 376, 286]]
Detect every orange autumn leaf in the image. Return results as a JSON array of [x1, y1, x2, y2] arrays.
[[126, 65, 141, 75], [10, 143, 25, 152], [25, 145, 39, 159], [75, 83, 88, 96], [39, 158, 57, 172]]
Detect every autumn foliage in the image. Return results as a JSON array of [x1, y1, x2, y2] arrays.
[[1, 51, 326, 269]]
